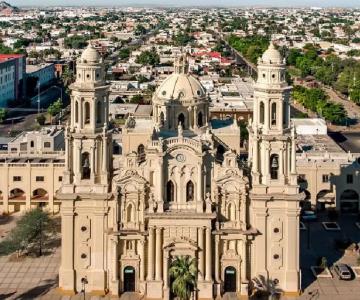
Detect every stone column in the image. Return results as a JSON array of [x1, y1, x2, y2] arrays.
[[214, 235, 220, 282], [279, 147, 284, 182], [163, 250, 169, 288], [291, 137, 296, 174], [59, 207, 75, 290], [147, 227, 155, 280], [240, 240, 246, 281], [252, 134, 258, 173], [205, 227, 212, 281], [264, 100, 269, 130], [111, 237, 118, 281], [90, 145, 95, 182], [193, 106, 197, 129], [159, 160, 163, 200], [155, 227, 162, 281], [102, 136, 108, 172], [197, 162, 202, 202], [139, 240, 145, 281], [198, 227, 205, 280]]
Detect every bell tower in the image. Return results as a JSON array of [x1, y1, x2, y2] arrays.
[[248, 43, 302, 294], [58, 44, 112, 293], [62, 44, 111, 192]]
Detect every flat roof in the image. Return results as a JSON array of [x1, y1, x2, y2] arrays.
[[297, 134, 344, 153]]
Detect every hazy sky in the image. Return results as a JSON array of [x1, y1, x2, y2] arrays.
[[8, 0, 360, 8]]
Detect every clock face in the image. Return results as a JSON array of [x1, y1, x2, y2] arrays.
[[176, 154, 186, 162]]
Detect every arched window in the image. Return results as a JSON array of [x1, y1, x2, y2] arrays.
[[126, 203, 134, 223], [81, 152, 91, 179], [216, 145, 225, 163], [186, 181, 194, 201], [96, 101, 102, 124], [260, 101, 264, 124], [75, 101, 79, 123], [166, 181, 174, 202], [197, 111, 203, 127], [160, 111, 164, 126], [271, 102, 277, 126], [84, 102, 90, 124], [270, 154, 279, 180], [137, 144, 145, 163], [178, 113, 185, 128], [30, 141, 34, 148]]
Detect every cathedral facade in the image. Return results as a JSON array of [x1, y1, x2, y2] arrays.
[[58, 43, 302, 299]]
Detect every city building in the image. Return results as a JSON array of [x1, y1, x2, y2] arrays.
[[8, 126, 65, 153], [0, 53, 25, 107], [57, 44, 302, 298], [26, 63, 55, 88]]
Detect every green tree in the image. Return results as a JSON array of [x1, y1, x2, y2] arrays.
[[130, 94, 143, 104], [135, 24, 147, 36], [0, 108, 7, 123], [0, 208, 56, 257], [135, 48, 160, 66], [119, 48, 130, 60], [61, 66, 75, 87], [36, 114, 46, 125], [169, 256, 197, 300], [47, 98, 63, 121]]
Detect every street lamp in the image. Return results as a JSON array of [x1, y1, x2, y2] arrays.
[[37, 81, 41, 115], [81, 276, 88, 300]]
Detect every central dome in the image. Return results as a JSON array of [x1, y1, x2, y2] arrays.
[[80, 44, 101, 64], [154, 72, 207, 103]]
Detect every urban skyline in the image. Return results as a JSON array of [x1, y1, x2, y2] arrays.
[[9, 0, 360, 8]]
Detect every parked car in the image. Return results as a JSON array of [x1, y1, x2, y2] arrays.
[[301, 210, 317, 221], [334, 264, 352, 280]]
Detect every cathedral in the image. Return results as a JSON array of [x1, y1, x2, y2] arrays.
[[58, 43, 303, 299]]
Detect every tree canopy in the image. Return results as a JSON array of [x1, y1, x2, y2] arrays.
[[0, 208, 56, 257], [292, 85, 347, 125], [135, 48, 160, 66]]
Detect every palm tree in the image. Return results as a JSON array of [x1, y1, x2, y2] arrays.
[[169, 255, 197, 300]]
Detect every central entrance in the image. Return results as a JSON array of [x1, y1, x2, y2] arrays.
[[224, 266, 236, 292], [123, 266, 135, 292]]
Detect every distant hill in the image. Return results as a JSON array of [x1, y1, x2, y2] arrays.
[[0, 1, 19, 14]]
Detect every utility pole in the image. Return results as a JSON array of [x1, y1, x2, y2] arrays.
[[37, 81, 41, 114]]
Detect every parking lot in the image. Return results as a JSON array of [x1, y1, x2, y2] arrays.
[[298, 212, 360, 299]]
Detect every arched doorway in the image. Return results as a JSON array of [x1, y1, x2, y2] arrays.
[[340, 189, 359, 213], [224, 266, 236, 292], [123, 266, 135, 292], [197, 111, 203, 127], [178, 113, 185, 128]]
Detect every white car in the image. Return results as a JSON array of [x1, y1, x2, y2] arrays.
[[334, 264, 352, 280]]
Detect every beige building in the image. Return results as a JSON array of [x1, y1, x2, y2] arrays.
[[56, 43, 302, 299]]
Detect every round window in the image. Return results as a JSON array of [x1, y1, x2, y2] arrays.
[[262, 73, 266, 78], [273, 254, 279, 259], [197, 90, 201, 96], [273, 227, 279, 233], [272, 74, 275, 78], [86, 74, 90, 79], [162, 90, 166, 96], [81, 226, 87, 232], [81, 253, 87, 259]]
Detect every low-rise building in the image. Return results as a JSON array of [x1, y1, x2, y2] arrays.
[[0, 53, 25, 107], [26, 63, 55, 88], [8, 126, 65, 153]]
